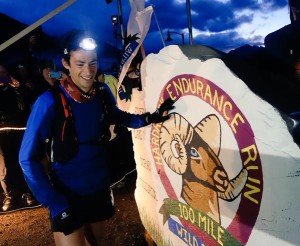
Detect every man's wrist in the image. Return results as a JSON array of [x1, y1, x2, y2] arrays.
[[144, 112, 151, 124]]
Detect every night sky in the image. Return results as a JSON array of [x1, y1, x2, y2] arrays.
[[0, 0, 291, 54]]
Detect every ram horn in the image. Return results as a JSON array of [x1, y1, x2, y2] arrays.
[[160, 113, 194, 174], [218, 168, 248, 201], [194, 114, 221, 156]]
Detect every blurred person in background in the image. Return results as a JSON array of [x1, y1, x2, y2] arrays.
[[0, 64, 37, 212], [97, 70, 118, 99], [30, 59, 67, 104]]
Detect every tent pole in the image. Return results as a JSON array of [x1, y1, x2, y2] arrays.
[[0, 0, 77, 52]]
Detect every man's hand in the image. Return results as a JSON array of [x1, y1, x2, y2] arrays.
[[148, 98, 175, 124]]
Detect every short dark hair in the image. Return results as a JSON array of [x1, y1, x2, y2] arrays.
[[61, 29, 97, 63]]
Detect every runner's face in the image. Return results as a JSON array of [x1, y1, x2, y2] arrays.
[[63, 49, 98, 92]]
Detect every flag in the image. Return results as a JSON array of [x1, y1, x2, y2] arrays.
[[118, 0, 153, 87]]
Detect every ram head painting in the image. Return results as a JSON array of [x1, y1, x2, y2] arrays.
[[159, 113, 248, 223]]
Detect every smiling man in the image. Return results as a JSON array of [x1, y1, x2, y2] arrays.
[[19, 29, 175, 245]]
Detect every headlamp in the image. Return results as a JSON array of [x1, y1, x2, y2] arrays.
[[79, 38, 97, 51], [63, 37, 97, 55]]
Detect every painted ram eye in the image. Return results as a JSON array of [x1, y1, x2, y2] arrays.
[[190, 147, 201, 159]]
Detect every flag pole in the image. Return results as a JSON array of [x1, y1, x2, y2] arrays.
[[117, 0, 125, 45], [186, 0, 193, 44]]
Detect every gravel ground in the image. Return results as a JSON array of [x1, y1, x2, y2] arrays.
[[0, 171, 149, 246]]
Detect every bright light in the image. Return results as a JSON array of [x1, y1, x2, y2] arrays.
[[0, 127, 26, 131], [79, 38, 97, 50]]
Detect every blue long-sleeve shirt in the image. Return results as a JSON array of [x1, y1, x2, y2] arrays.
[[19, 82, 148, 217]]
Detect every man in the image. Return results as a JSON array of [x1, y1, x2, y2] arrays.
[[0, 64, 36, 211], [19, 30, 174, 245]]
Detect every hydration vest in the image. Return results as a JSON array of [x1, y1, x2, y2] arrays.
[[47, 81, 113, 163]]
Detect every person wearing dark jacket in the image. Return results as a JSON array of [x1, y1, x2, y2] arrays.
[[0, 64, 37, 212], [19, 30, 174, 245]]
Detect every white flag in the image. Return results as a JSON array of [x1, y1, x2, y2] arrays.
[[118, 0, 153, 86]]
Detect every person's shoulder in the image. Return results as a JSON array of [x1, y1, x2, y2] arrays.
[[95, 81, 110, 92], [95, 81, 116, 104], [39, 90, 55, 101], [33, 90, 56, 109]]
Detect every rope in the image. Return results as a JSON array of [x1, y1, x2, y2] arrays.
[[150, 3, 166, 47], [110, 168, 136, 188]]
